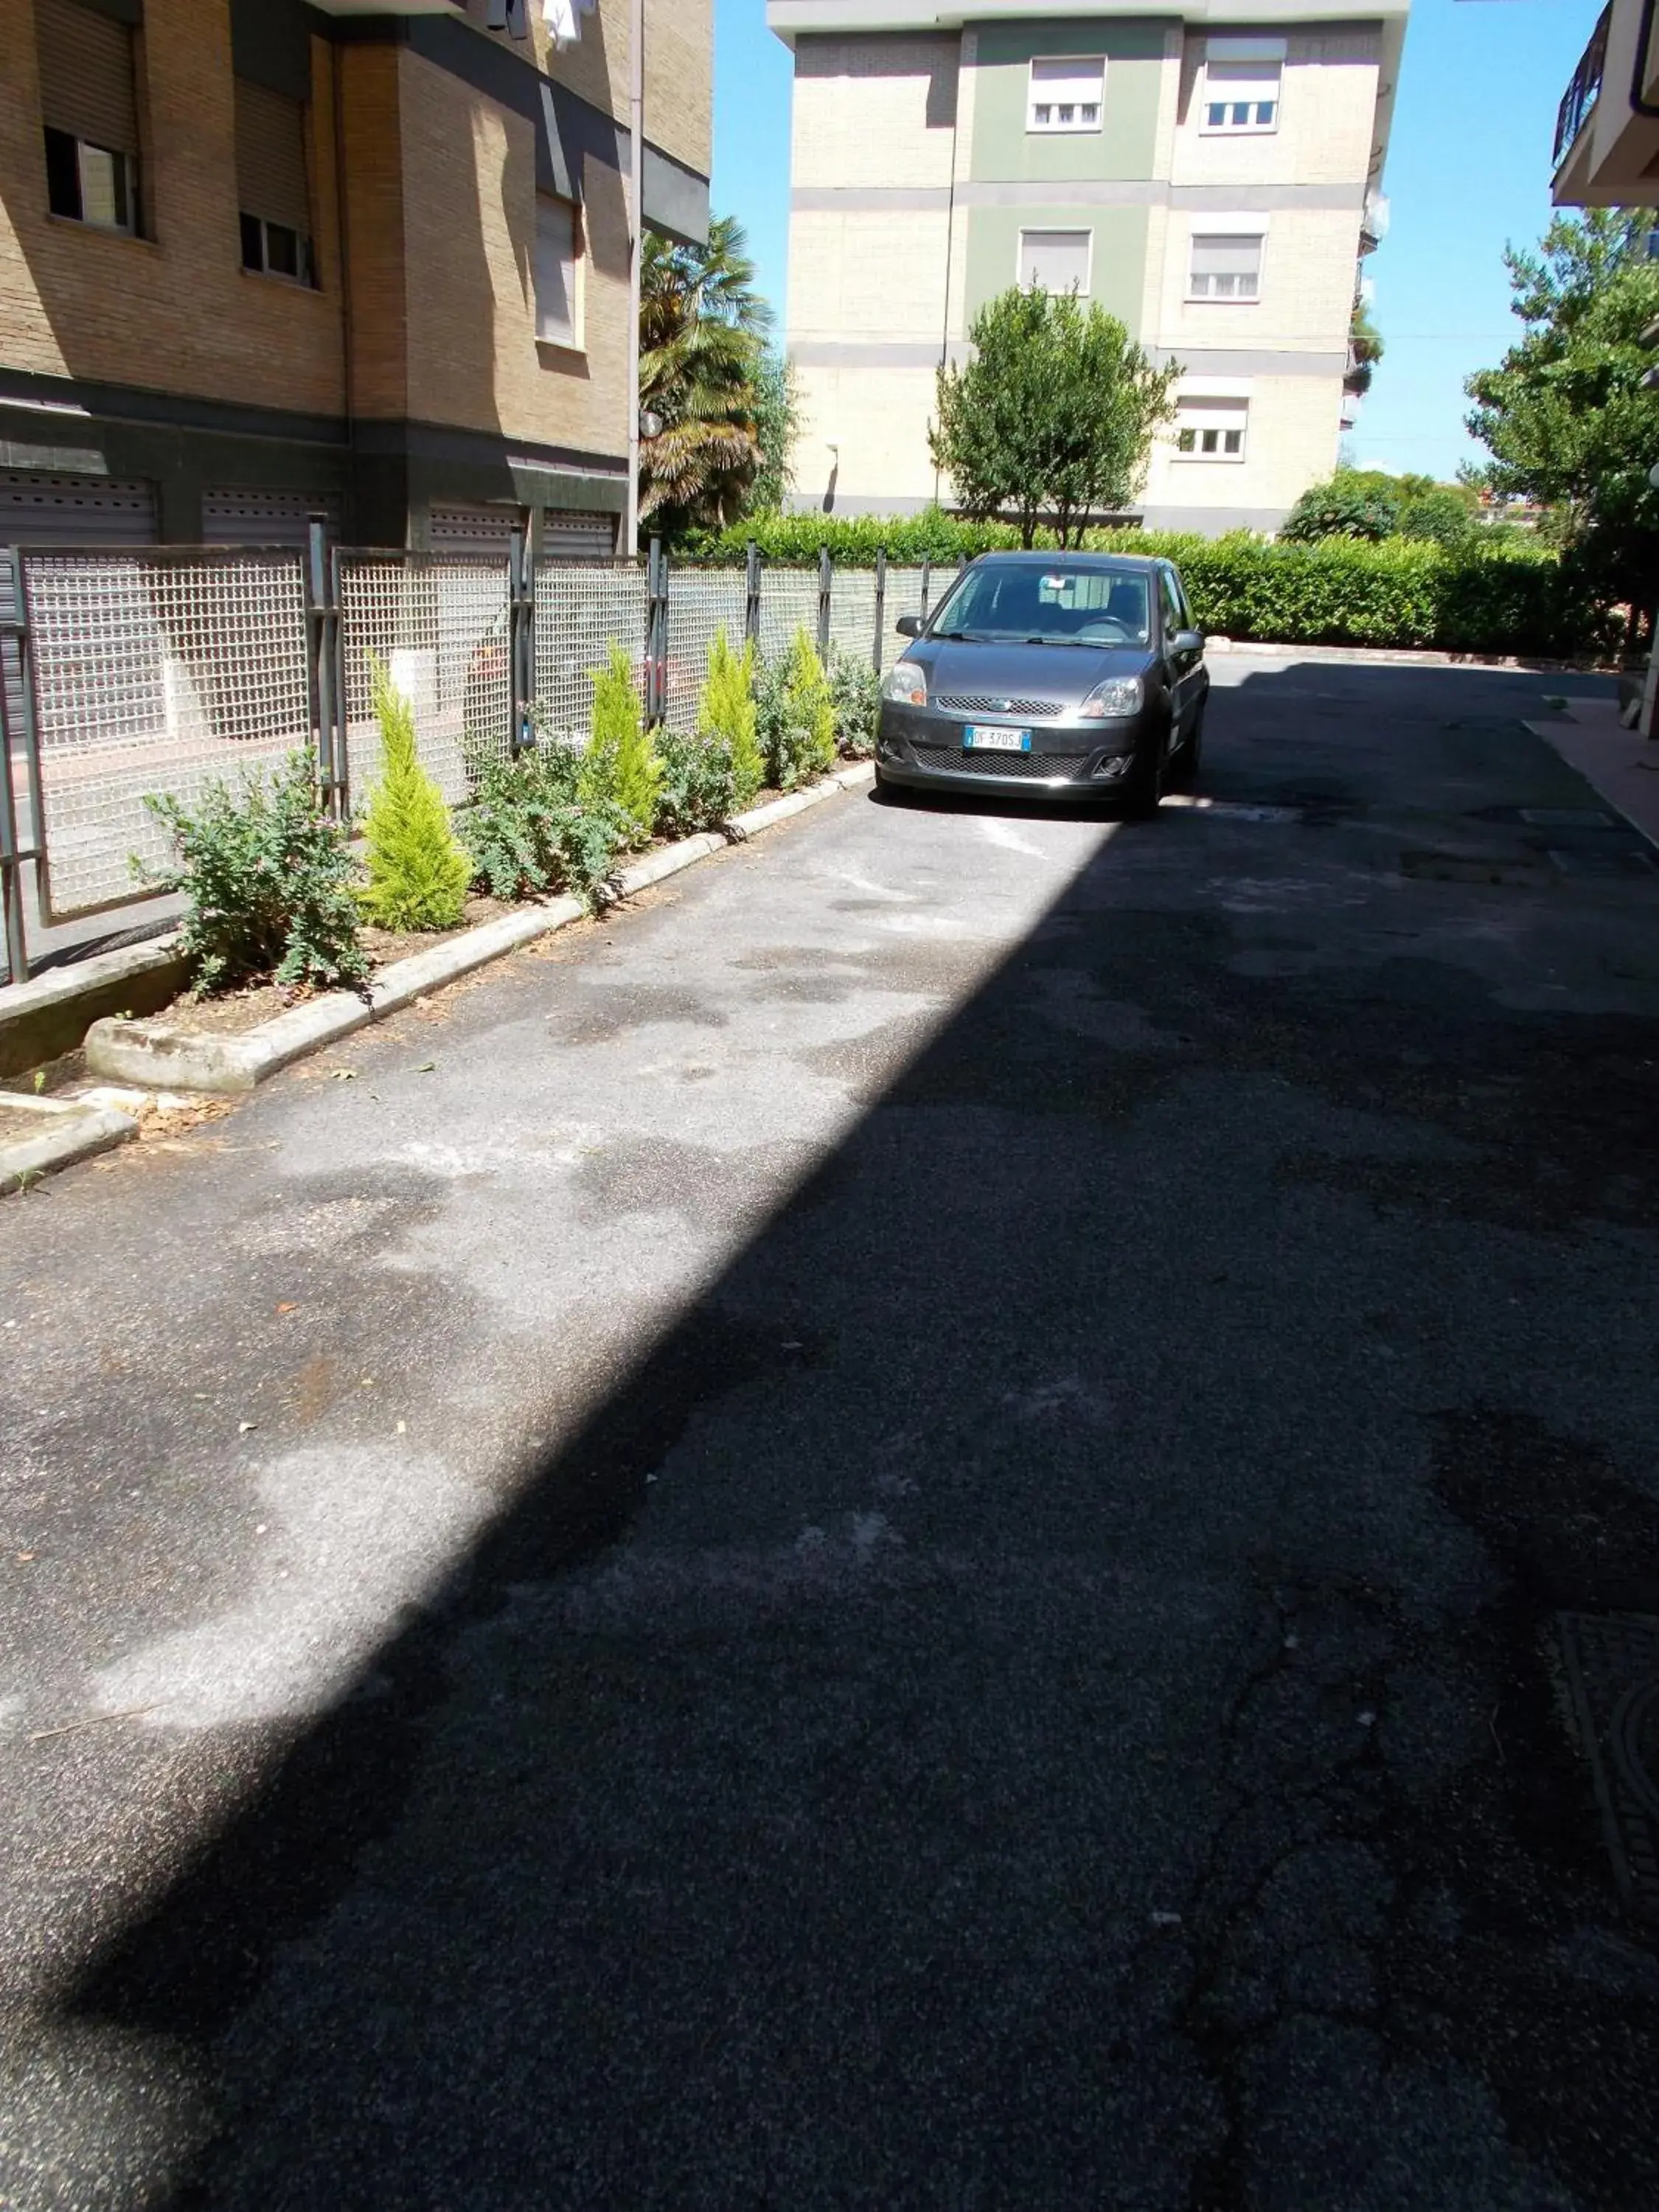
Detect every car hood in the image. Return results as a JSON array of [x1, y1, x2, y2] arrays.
[[914, 639, 1152, 709]]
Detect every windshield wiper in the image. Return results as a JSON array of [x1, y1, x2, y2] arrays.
[[931, 628, 992, 641]]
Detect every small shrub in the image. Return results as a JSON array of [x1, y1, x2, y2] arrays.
[[461, 739, 627, 913], [359, 655, 471, 931], [699, 626, 763, 805], [827, 647, 880, 758], [581, 641, 662, 848], [755, 627, 837, 792], [655, 724, 742, 838], [139, 750, 367, 995]]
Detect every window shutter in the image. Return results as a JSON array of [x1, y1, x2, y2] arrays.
[[1189, 234, 1262, 297], [235, 77, 310, 232], [535, 196, 577, 344], [36, 0, 138, 153], [1019, 229, 1089, 294]]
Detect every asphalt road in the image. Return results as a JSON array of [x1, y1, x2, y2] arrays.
[[4, 655, 1659, 2211]]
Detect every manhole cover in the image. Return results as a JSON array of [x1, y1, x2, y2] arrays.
[[1520, 807, 1618, 830], [1556, 1612, 1659, 1920]]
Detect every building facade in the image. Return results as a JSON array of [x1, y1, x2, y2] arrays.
[[1551, 1, 1658, 208], [768, 0, 1405, 535], [0, 0, 710, 555]]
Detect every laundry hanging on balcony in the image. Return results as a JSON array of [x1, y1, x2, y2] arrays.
[[543, 0, 598, 45]]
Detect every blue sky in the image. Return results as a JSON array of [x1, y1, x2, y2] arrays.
[[709, 0, 1599, 485]]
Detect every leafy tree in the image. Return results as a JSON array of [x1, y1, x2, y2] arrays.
[[1397, 487, 1476, 547], [580, 641, 662, 847], [359, 656, 470, 931], [640, 215, 774, 538], [747, 347, 800, 515], [930, 286, 1179, 547], [1465, 208, 1659, 608], [1281, 476, 1401, 542]]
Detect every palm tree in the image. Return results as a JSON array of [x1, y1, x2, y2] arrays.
[[639, 215, 773, 538]]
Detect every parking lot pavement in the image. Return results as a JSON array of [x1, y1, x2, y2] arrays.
[[3, 656, 1658, 2210]]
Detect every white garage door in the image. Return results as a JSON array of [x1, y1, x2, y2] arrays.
[[204, 488, 338, 549]]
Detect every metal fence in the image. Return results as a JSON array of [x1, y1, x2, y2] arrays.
[[1, 534, 963, 987]]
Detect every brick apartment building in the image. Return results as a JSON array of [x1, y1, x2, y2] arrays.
[[0, 0, 710, 557], [768, 0, 1406, 535]]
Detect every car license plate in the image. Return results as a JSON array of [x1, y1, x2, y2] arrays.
[[963, 726, 1031, 753]]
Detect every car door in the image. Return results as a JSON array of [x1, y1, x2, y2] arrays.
[[1157, 566, 1194, 743]]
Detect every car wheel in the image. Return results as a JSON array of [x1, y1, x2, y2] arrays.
[[1124, 726, 1168, 818], [874, 765, 910, 805], [1169, 700, 1206, 791]]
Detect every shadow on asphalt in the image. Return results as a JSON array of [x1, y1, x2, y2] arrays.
[[48, 662, 1659, 2209]]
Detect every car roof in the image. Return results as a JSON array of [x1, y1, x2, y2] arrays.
[[964, 551, 1166, 573]]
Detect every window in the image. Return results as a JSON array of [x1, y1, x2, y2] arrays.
[[1202, 58, 1281, 133], [1188, 233, 1263, 302], [1173, 397, 1248, 461], [1159, 567, 1187, 633], [1018, 228, 1090, 296], [236, 78, 315, 285], [1028, 55, 1105, 133], [535, 195, 579, 347], [36, 0, 141, 234]]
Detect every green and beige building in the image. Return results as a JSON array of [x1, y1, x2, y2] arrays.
[[766, 0, 1408, 534]]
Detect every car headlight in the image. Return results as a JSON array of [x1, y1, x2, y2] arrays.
[[1078, 675, 1144, 720], [882, 658, 928, 706]]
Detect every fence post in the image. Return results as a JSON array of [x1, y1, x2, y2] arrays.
[[508, 524, 535, 754], [872, 549, 887, 672], [817, 546, 832, 658], [0, 553, 27, 986], [920, 556, 932, 620], [647, 536, 667, 729], [305, 515, 344, 819], [745, 539, 761, 648]]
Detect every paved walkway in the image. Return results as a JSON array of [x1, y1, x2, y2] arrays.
[[4, 657, 1658, 2209]]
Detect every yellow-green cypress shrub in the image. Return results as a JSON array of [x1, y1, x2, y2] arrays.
[[358, 654, 471, 931], [698, 626, 762, 805], [580, 641, 662, 849]]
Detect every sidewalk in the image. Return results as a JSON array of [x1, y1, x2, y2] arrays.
[[1526, 696, 1659, 849]]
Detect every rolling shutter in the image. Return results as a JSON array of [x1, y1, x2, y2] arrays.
[[36, 0, 139, 152], [429, 503, 518, 558], [204, 487, 335, 548], [0, 472, 156, 748], [1018, 229, 1090, 295], [234, 77, 310, 232], [542, 508, 616, 560]]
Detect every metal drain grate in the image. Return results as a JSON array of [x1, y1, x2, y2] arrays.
[[1546, 848, 1656, 879], [1556, 1612, 1659, 1921], [1519, 807, 1618, 829]]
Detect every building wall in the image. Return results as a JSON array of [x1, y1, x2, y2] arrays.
[[0, 0, 344, 417], [783, 15, 1383, 533]]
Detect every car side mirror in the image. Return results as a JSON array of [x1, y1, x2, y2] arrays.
[[1172, 628, 1204, 655], [894, 613, 924, 639]]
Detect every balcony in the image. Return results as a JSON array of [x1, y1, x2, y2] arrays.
[[1555, 5, 1610, 170], [1358, 190, 1389, 254]]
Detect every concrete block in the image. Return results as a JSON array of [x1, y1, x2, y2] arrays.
[[0, 936, 189, 1079], [0, 1094, 138, 1192]]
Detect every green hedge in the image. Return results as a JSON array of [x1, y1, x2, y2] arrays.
[[686, 513, 1607, 659]]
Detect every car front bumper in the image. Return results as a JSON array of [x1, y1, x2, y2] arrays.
[[876, 703, 1143, 799]]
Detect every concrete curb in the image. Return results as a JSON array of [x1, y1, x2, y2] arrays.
[[78, 766, 874, 1099], [0, 933, 188, 1079], [0, 1093, 139, 1194]]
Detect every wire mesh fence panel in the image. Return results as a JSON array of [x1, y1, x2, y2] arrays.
[[24, 550, 311, 918], [826, 568, 880, 668], [756, 568, 821, 667], [882, 567, 932, 667], [533, 562, 648, 742], [339, 557, 510, 809], [662, 566, 747, 733]]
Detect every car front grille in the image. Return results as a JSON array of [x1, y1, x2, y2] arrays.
[[911, 742, 1092, 782], [933, 694, 1062, 719]]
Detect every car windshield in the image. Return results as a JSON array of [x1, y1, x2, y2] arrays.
[[930, 565, 1152, 648]]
